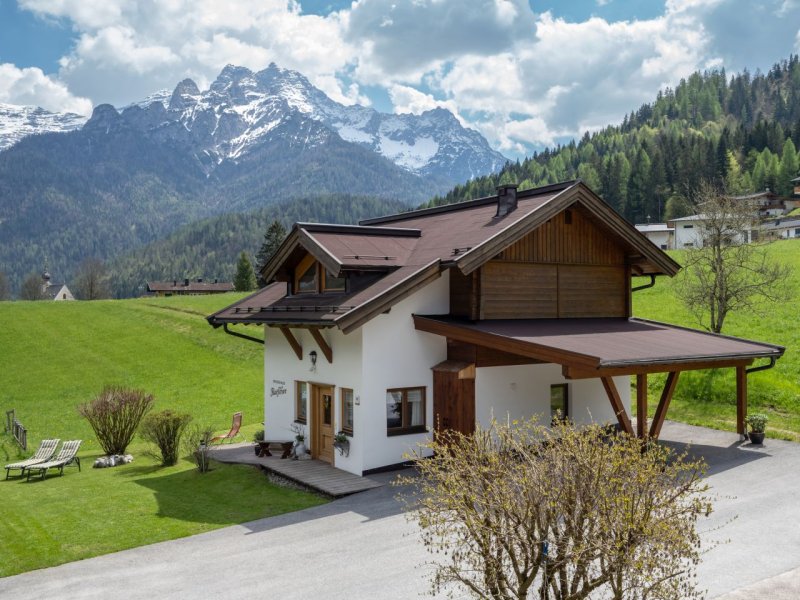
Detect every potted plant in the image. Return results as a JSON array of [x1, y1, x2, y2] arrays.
[[290, 423, 306, 457], [333, 431, 350, 457], [253, 429, 265, 456], [745, 413, 768, 444]]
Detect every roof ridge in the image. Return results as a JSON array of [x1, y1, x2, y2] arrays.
[[360, 180, 578, 226]]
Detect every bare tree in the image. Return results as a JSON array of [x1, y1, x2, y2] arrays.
[[677, 181, 790, 333], [19, 272, 44, 300], [400, 419, 711, 600], [78, 386, 154, 455], [0, 271, 10, 301], [74, 257, 112, 300]]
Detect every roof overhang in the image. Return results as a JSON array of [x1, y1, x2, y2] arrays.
[[413, 315, 784, 379], [450, 182, 681, 277]]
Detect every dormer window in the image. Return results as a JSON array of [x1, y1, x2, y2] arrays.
[[323, 268, 345, 292], [293, 254, 346, 294], [294, 255, 318, 294]]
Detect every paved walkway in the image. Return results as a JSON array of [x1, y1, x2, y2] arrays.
[[1, 421, 799, 599], [210, 443, 383, 497]]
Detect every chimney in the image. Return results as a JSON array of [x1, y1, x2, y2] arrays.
[[495, 184, 518, 217]]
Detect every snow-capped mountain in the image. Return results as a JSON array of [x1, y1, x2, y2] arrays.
[[0, 103, 87, 152], [119, 63, 507, 183]]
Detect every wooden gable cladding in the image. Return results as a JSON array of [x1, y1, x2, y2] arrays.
[[497, 206, 626, 265], [448, 205, 631, 320]]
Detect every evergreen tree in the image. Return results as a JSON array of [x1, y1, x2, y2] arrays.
[[255, 219, 288, 285], [778, 138, 799, 195], [233, 251, 257, 292]]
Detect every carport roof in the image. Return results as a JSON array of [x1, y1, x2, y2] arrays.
[[413, 315, 785, 378]]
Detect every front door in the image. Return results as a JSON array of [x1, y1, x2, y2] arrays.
[[312, 385, 335, 464], [433, 367, 475, 438]]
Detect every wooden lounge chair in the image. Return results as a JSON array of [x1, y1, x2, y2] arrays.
[[210, 412, 242, 444], [4, 438, 60, 479], [25, 440, 82, 481]]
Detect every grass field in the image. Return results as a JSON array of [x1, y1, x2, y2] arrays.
[[633, 239, 800, 440], [0, 293, 325, 578]]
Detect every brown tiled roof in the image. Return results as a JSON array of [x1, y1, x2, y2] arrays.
[[211, 180, 681, 332], [148, 280, 234, 293], [413, 316, 784, 371]]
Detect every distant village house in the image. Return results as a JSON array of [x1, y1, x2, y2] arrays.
[[147, 278, 234, 297], [42, 269, 74, 301]]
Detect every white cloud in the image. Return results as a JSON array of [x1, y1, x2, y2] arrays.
[[0, 63, 92, 115], [8, 0, 798, 157]]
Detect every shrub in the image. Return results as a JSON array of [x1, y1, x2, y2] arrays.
[[140, 410, 192, 466], [745, 412, 769, 433], [78, 386, 154, 455], [184, 423, 215, 473], [253, 429, 265, 442]]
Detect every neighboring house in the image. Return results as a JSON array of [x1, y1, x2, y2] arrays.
[[667, 213, 756, 248], [634, 223, 673, 250], [208, 181, 784, 477], [761, 217, 800, 240], [41, 270, 74, 301], [147, 278, 234, 296], [730, 190, 798, 218]]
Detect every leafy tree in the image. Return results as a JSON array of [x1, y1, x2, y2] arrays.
[[233, 251, 257, 292], [401, 418, 712, 600], [73, 257, 112, 300], [0, 271, 10, 301], [255, 219, 287, 285], [677, 182, 790, 333], [19, 272, 44, 301]]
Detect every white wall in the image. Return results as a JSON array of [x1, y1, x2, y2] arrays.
[[359, 272, 449, 472], [474, 363, 631, 429], [263, 325, 363, 474]]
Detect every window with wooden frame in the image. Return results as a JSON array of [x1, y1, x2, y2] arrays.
[[550, 384, 568, 421], [294, 254, 318, 294], [341, 388, 354, 435], [386, 387, 426, 435], [295, 381, 308, 424]]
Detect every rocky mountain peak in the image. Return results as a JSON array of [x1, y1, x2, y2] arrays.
[[168, 79, 201, 111]]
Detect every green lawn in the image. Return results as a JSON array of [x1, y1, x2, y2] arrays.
[[632, 239, 800, 440], [0, 294, 325, 578]]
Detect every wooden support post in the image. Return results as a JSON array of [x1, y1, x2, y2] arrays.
[[649, 371, 680, 439], [636, 373, 647, 439], [600, 377, 634, 435], [309, 327, 333, 364], [736, 365, 747, 436], [279, 326, 303, 360]]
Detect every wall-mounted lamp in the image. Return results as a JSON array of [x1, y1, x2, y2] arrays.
[[309, 350, 318, 371]]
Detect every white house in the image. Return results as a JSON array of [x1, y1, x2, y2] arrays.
[[634, 223, 673, 250], [209, 181, 783, 476], [41, 270, 74, 301]]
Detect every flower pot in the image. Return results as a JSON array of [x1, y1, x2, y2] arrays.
[[254, 445, 261, 456], [748, 431, 765, 444], [294, 441, 306, 456]]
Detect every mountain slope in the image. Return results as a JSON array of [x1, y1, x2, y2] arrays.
[[429, 55, 800, 225], [0, 103, 86, 152]]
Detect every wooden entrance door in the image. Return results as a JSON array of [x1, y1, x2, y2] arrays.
[[433, 364, 475, 437], [312, 385, 335, 464]]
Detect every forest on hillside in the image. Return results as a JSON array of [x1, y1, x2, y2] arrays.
[[427, 55, 800, 223]]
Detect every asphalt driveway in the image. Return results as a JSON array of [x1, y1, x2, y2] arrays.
[[1, 421, 799, 599]]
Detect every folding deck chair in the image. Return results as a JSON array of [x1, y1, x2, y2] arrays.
[[210, 412, 242, 444], [26, 440, 82, 481], [4, 438, 60, 479]]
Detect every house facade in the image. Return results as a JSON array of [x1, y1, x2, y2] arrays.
[[147, 278, 234, 296], [634, 223, 673, 250], [209, 181, 783, 476]]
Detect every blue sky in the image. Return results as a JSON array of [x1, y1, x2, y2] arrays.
[[1, 0, 799, 158]]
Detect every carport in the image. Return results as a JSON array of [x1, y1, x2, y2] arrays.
[[414, 315, 785, 438]]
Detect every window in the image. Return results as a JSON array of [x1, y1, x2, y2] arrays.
[[386, 387, 426, 435], [341, 388, 354, 435], [323, 268, 346, 292], [294, 255, 317, 294], [683, 224, 694, 229], [550, 384, 568, 421], [295, 381, 308, 424]]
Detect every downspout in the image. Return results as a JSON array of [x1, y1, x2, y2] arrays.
[[631, 274, 657, 292], [222, 323, 264, 345]]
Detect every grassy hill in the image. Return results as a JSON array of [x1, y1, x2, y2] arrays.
[[633, 240, 800, 440], [0, 294, 324, 577]]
